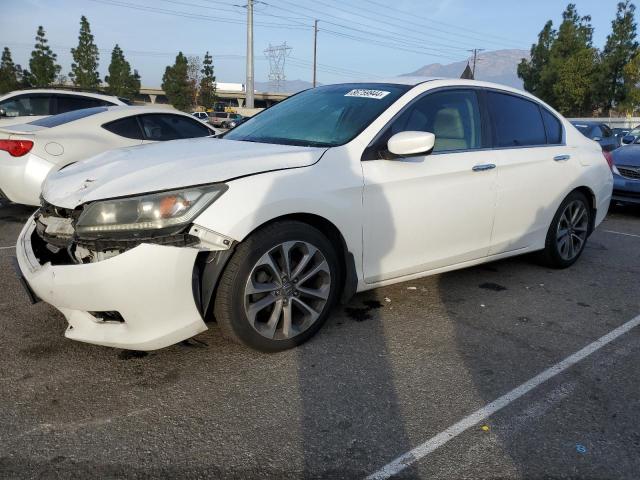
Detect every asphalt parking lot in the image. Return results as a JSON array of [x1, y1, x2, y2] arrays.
[[1, 201, 639, 479]]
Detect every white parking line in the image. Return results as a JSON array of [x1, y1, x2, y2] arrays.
[[603, 229, 640, 239], [366, 314, 640, 480], [0, 245, 15, 250]]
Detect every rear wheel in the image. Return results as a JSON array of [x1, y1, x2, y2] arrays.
[[539, 191, 591, 268], [214, 221, 340, 351]]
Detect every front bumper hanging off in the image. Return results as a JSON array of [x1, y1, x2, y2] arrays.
[[15, 217, 208, 350]]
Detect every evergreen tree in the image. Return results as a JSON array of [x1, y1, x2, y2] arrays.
[[105, 44, 141, 99], [548, 4, 599, 116], [621, 50, 640, 113], [199, 51, 216, 108], [161, 52, 194, 111], [598, 1, 638, 112], [69, 15, 100, 89], [519, 4, 599, 116], [518, 21, 556, 103], [29, 26, 61, 87], [0, 47, 22, 94]]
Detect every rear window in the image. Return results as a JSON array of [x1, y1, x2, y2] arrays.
[[487, 91, 546, 147], [29, 107, 108, 128], [55, 95, 112, 114], [102, 116, 144, 139], [541, 108, 563, 144]]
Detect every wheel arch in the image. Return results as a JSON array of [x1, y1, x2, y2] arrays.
[[193, 212, 358, 321], [570, 185, 597, 234]]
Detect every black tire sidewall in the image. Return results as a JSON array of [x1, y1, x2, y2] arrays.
[[222, 222, 340, 352], [544, 191, 591, 268]]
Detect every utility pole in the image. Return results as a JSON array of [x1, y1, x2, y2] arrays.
[[468, 48, 484, 78], [246, 0, 254, 108], [312, 20, 318, 87]]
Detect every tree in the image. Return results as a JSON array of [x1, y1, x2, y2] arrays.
[[70, 15, 100, 89], [29, 26, 61, 87], [199, 51, 216, 108], [621, 50, 640, 113], [0, 47, 23, 94], [104, 44, 141, 99], [518, 21, 556, 102], [161, 52, 194, 111], [598, 1, 638, 112], [548, 4, 599, 116], [518, 4, 599, 116]]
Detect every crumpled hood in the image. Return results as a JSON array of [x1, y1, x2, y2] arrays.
[[613, 145, 640, 167], [42, 137, 326, 208]]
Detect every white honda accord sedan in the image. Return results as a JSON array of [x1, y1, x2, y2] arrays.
[[15, 79, 613, 352]]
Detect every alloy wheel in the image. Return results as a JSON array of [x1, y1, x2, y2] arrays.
[[556, 200, 589, 261], [244, 241, 332, 340]]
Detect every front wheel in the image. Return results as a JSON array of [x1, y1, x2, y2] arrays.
[[539, 191, 591, 268], [214, 221, 340, 352]]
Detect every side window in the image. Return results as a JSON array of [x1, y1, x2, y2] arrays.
[[540, 108, 563, 144], [386, 89, 482, 153], [102, 116, 144, 140], [139, 114, 211, 140], [170, 115, 212, 138], [0, 95, 52, 116], [487, 91, 546, 147], [55, 95, 112, 114]]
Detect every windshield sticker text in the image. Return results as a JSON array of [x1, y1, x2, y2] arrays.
[[344, 89, 391, 100]]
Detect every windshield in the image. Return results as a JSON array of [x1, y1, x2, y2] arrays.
[[224, 83, 411, 147], [572, 124, 591, 136]]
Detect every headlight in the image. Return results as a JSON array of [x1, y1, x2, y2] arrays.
[[76, 184, 227, 237]]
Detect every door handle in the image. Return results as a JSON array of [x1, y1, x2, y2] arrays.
[[554, 154, 571, 162], [472, 163, 496, 172]]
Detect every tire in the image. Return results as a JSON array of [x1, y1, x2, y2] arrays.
[[214, 221, 340, 352], [538, 191, 591, 268]]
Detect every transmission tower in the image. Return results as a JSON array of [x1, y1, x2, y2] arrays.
[[264, 42, 292, 92]]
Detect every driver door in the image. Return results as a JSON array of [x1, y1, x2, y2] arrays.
[[361, 89, 498, 283]]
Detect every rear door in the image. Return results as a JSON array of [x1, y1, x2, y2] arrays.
[[486, 90, 574, 254], [361, 88, 498, 282]]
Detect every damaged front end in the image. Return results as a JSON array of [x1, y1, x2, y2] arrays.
[[31, 185, 235, 320], [32, 201, 204, 265]]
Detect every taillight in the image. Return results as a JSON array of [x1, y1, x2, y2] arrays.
[[603, 149, 614, 171], [0, 139, 34, 157]]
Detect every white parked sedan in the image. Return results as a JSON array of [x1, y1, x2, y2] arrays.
[[15, 79, 613, 352], [0, 106, 220, 206]]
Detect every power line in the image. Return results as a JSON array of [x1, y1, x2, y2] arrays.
[[263, 1, 461, 60], [305, 0, 476, 54], [362, 0, 527, 49], [87, 0, 311, 29]]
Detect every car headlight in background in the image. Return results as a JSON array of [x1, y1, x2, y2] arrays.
[[76, 184, 227, 237]]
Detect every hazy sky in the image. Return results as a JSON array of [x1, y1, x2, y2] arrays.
[[0, 0, 624, 88]]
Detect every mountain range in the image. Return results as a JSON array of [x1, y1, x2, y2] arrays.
[[401, 49, 530, 89], [257, 49, 530, 93]]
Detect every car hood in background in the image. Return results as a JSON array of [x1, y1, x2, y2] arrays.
[[42, 137, 327, 208], [612, 145, 640, 167]]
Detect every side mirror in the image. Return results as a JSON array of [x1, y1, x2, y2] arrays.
[[387, 131, 436, 157], [622, 135, 635, 144], [0, 108, 5, 117]]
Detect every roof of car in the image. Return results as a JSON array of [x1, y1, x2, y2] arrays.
[[0, 88, 127, 105]]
